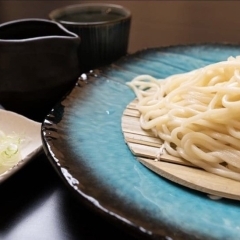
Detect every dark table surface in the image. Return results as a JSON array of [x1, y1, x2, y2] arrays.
[[0, 152, 138, 240], [1, 1, 240, 239]]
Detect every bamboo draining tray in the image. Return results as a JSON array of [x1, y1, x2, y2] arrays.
[[121, 99, 240, 201]]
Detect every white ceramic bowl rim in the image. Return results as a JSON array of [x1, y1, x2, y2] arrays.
[[0, 109, 42, 183]]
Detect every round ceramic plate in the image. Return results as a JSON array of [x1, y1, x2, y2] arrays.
[[41, 44, 240, 240]]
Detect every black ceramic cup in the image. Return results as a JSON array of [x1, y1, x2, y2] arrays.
[[0, 18, 81, 121], [49, 3, 131, 72]]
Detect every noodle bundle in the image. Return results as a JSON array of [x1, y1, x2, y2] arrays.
[[127, 56, 240, 181]]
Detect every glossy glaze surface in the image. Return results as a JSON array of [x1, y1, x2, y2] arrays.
[[42, 44, 240, 240], [50, 3, 131, 72], [0, 18, 80, 121]]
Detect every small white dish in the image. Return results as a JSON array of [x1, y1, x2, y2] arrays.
[[0, 109, 42, 183]]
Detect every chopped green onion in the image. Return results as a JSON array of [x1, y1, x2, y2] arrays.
[[0, 131, 23, 171]]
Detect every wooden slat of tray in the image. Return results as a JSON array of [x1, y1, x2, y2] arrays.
[[121, 100, 240, 201], [138, 158, 240, 200], [123, 108, 140, 118], [127, 142, 194, 167]]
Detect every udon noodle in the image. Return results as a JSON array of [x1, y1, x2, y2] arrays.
[[126, 56, 240, 181]]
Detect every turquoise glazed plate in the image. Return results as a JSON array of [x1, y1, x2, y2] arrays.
[[41, 44, 240, 240]]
